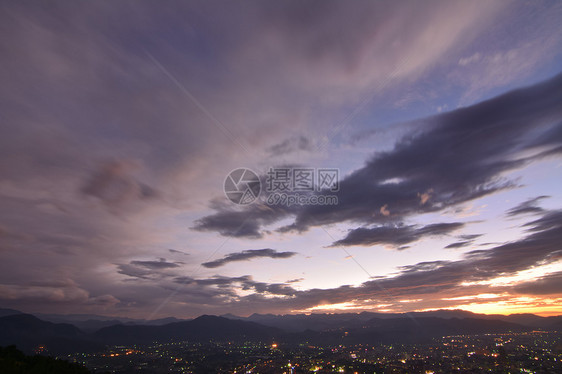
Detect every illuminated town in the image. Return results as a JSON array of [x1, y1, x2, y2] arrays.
[[64, 331, 561, 373]]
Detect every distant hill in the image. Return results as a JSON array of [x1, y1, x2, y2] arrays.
[[34, 313, 141, 324], [280, 316, 532, 345], [18, 308, 562, 334], [355, 316, 530, 343], [238, 311, 378, 332], [92, 315, 281, 345], [33, 312, 188, 332], [0, 314, 102, 355], [485, 313, 562, 328], [1, 310, 560, 355], [0, 308, 23, 318], [223, 310, 562, 332], [59, 319, 125, 333]]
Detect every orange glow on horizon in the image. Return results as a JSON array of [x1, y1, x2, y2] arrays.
[[423, 296, 562, 316], [294, 295, 562, 317]]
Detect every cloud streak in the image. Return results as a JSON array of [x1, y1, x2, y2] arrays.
[[507, 196, 550, 217], [332, 222, 464, 247], [202, 249, 297, 268]]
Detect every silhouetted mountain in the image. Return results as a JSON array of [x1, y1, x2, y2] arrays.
[[0, 308, 23, 318], [143, 316, 188, 325], [486, 313, 562, 328], [409, 310, 562, 329], [34, 312, 188, 332], [242, 312, 378, 332], [0, 314, 102, 355], [220, 313, 241, 320], [35, 313, 142, 325], [92, 315, 281, 345], [90, 314, 537, 346], [409, 309, 479, 319], [1, 310, 560, 355], [65, 319, 125, 333], [283, 316, 531, 346], [359, 317, 529, 343], [224, 310, 562, 332]]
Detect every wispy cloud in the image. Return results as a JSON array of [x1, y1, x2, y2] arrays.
[[202, 249, 297, 268], [507, 196, 550, 217], [332, 222, 464, 247]]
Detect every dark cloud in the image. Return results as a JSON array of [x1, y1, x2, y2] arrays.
[[175, 275, 250, 287], [459, 234, 482, 241], [444, 241, 470, 249], [196, 73, 562, 238], [396, 260, 450, 273], [286, 278, 304, 283], [168, 249, 189, 256], [444, 233, 482, 249], [267, 136, 312, 156], [81, 160, 158, 208], [130, 258, 181, 270], [513, 272, 562, 295], [332, 222, 464, 247], [506, 196, 550, 217], [202, 248, 297, 268], [524, 210, 562, 233], [193, 204, 292, 238], [117, 264, 155, 280], [117, 259, 182, 280], [173, 275, 298, 297]]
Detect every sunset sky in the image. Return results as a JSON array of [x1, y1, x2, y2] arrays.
[[1, 0, 562, 319]]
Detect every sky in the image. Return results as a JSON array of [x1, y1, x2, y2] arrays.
[[1, 0, 562, 319]]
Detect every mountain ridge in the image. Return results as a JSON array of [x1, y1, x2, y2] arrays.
[[1, 308, 560, 355]]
